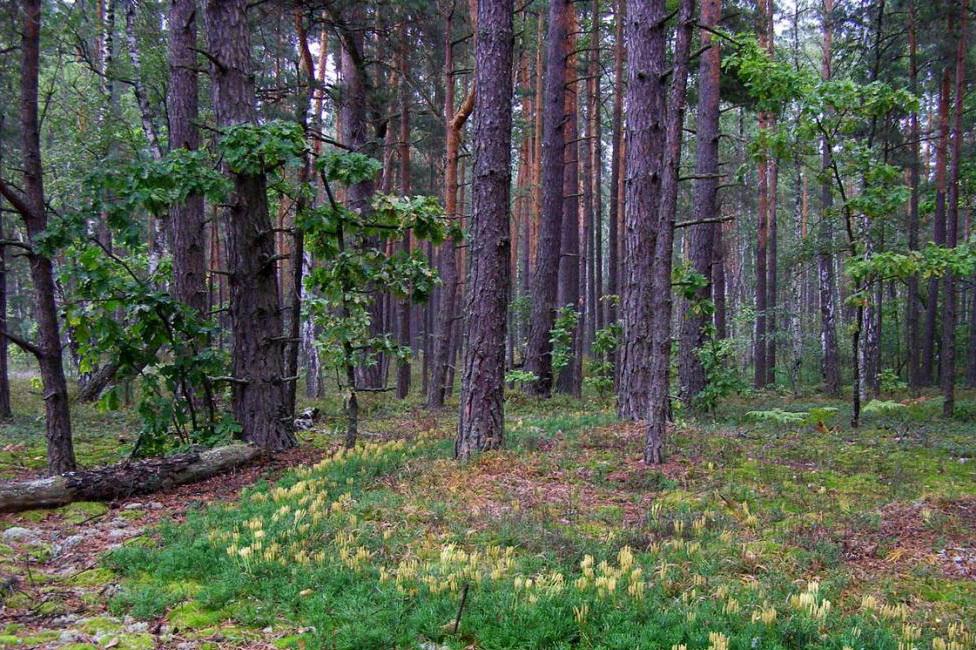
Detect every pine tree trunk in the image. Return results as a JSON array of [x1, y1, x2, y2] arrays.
[[589, 0, 604, 336], [906, 0, 921, 394], [817, 0, 840, 397], [205, 0, 295, 451], [644, 0, 694, 464], [396, 35, 412, 400], [169, 0, 207, 319], [556, 5, 581, 396], [456, 0, 514, 459], [0, 0, 76, 473], [524, 0, 569, 397], [923, 70, 951, 385], [677, 0, 721, 406], [941, 0, 967, 416], [428, 13, 475, 407], [618, 0, 667, 420], [607, 0, 624, 346]]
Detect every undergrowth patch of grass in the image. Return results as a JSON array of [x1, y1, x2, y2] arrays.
[[102, 389, 976, 649]]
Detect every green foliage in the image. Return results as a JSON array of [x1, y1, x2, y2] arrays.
[[300, 150, 450, 405], [219, 120, 307, 176], [549, 306, 580, 375], [745, 408, 809, 426], [861, 399, 908, 418], [505, 369, 540, 388], [62, 253, 230, 457], [878, 368, 907, 394], [721, 36, 808, 114], [847, 240, 976, 284], [316, 151, 383, 186], [694, 338, 744, 413], [583, 323, 621, 396], [47, 155, 237, 455]]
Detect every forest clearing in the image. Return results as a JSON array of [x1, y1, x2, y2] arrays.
[[1, 0, 974, 647]]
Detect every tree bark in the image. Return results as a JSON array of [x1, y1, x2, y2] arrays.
[[428, 7, 475, 408], [753, 0, 771, 389], [817, 0, 840, 397], [644, 0, 694, 463], [169, 0, 207, 319], [607, 0, 625, 331], [906, 0, 921, 394], [923, 69, 951, 385], [205, 0, 295, 450], [677, 0, 721, 405], [0, 445, 261, 513], [0, 0, 76, 473], [618, 0, 667, 420], [589, 0, 604, 336], [556, 3, 581, 396], [941, 0, 967, 417], [456, 0, 514, 459], [524, 0, 569, 397], [396, 32, 412, 400]]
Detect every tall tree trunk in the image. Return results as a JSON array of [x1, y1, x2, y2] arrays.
[[0, 0, 75, 473], [428, 8, 475, 408], [169, 0, 207, 317], [923, 69, 951, 385], [205, 0, 295, 450], [767, 157, 779, 385], [590, 0, 604, 336], [618, 0, 667, 420], [524, 0, 569, 397], [817, 0, 840, 397], [456, 0, 514, 459], [0, 211, 10, 421], [906, 0, 921, 394], [753, 0, 771, 389], [713, 222, 727, 339], [677, 0, 721, 405], [644, 0, 694, 463], [607, 0, 624, 330], [288, 11, 319, 416], [941, 0, 967, 417], [556, 4, 581, 396], [396, 33, 412, 400]]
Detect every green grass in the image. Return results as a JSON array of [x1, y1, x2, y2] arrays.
[[3, 368, 976, 649]]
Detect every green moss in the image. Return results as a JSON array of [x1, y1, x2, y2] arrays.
[[21, 631, 59, 645], [167, 602, 227, 630], [104, 633, 155, 650], [79, 616, 123, 635], [17, 510, 50, 523], [69, 568, 115, 587], [62, 501, 109, 524], [274, 634, 310, 648], [0, 636, 23, 647], [35, 600, 65, 615], [2, 593, 30, 609]]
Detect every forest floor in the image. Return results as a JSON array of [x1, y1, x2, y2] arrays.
[[1, 378, 976, 649]]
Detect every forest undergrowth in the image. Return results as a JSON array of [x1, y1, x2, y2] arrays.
[[1, 377, 975, 649]]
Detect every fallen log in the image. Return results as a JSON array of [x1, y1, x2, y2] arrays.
[[0, 444, 263, 513]]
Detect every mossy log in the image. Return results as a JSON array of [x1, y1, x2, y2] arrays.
[[0, 444, 262, 513]]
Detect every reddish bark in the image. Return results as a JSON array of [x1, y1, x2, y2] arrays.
[[524, 0, 570, 397], [456, 0, 514, 458]]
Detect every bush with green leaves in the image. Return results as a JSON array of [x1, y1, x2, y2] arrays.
[[49, 149, 238, 456], [300, 150, 457, 446], [583, 322, 620, 397], [549, 305, 579, 376]]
